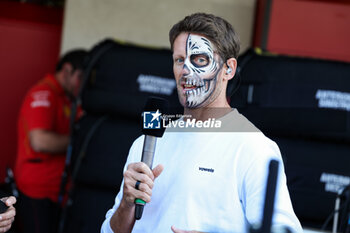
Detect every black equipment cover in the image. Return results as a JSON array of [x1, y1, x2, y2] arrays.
[[61, 39, 181, 233], [231, 49, 350, 230]]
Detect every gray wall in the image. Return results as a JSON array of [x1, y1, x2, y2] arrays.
[[61, 0, 256, 54]]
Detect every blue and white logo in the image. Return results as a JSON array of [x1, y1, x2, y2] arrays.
[[143, 110, 162, 129]]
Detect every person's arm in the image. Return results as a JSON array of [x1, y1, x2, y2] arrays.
[[29, 129, 69, 154], [241, 138, 303, 233], [24, 88, 69, 155], [109, 199, 135, 233], [108, 162, 163, 233], [0, 196, 16, 232]]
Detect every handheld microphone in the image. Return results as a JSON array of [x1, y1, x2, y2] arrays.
[[250, 159, 279, 233], [135, 96, 168, 220]]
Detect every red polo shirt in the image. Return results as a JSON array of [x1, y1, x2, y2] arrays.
[[15, 74, 75, 202]]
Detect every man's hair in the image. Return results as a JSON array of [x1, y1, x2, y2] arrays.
[[169, 12, 240, 60], [55, 49, 88, 72]]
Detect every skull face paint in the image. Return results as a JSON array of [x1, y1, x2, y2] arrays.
[[180, 34, 223, 108]]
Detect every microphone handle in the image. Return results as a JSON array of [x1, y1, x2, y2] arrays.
[[135, 135, 157, 220], [141, 135, 157, 168]]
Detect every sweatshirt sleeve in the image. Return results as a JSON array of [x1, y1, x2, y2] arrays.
[[240, 134, 303, 233]]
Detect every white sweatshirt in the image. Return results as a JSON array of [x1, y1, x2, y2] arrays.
[[101, 109, 303, 233]]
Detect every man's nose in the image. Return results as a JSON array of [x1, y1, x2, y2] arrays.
[[182, 64, 191, 77]]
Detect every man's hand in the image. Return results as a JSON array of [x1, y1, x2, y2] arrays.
[[0, 196, 16, 233], [171, 225, 205, 233], [121, 162, 164, 207], [109, 162, 164, 233]]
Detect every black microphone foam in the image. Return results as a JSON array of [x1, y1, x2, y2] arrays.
[[141, 96, 169, 137]]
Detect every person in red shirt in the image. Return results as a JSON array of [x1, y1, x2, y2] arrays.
[[15, 50, 87, 233]]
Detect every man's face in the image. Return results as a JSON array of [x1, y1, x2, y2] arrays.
[[64, 69, 83, 98], [172, 32, 223, 108]]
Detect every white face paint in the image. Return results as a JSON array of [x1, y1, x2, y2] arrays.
[[180, 34, 222, 108]]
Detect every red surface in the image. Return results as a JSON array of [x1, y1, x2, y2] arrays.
[[0, 1, 63, 182], [253, 0, 268, 47], [267, 0, 350, 63], [0, 1, 63, 25]]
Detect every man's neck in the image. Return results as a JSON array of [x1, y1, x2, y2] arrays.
[[183, 101, 232, 121]]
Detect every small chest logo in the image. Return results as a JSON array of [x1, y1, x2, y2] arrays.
[[199, 167, 214, 173]]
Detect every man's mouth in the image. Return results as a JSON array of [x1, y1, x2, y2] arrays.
[[182, 79, 204, 90], [181, 79, 209, 96]]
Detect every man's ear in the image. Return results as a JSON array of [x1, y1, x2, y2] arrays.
[[224, 58, 237, 81]]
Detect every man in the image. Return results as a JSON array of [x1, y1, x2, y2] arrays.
[[0, 196, 16, 232], [15, 50, 87, 233], [101, 13, 302, 233]]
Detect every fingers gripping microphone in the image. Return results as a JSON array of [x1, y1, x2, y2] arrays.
[[135, 97, 168, 220]]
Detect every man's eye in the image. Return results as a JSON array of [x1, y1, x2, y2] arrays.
[[174, 58, 184, 64], [197, 58, 206, 63], [190, 54, 209, 67]]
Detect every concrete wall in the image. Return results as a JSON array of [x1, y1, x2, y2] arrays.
[[61, 0, 256, 54]]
